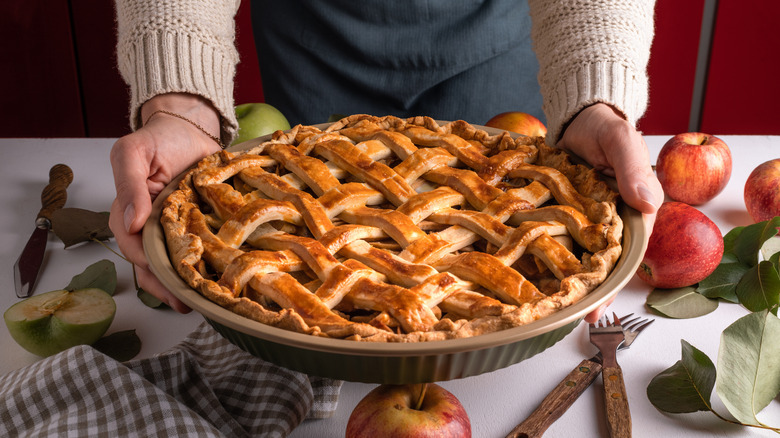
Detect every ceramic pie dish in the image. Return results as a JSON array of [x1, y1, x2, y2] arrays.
[[142, 121, 647, 384]]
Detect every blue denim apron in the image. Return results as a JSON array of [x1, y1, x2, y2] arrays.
[[250, 0, 542, 126]]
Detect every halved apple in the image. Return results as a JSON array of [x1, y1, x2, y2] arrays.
[[4, 288, 116, 357]]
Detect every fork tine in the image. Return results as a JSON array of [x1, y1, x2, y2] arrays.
[[630, 319, 654, 333], [622, 317, 642, 331], [625, 317, 652, 329], [592, 313, 635, 328], [621, 315, 640, 327], [612, 312, 621, 325], [623, 318, 654, 334]]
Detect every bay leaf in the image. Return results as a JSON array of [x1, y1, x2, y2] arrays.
[[697, 262, 750, 303], [735, 261, 780, 312], [733, 217, 780, 267], [646, 286, 718, 319], [51, 207, 113, 248], [716, 310, 780, 427], [137, 288, 165, 308], [92, 329, 142, 362], [720, 252, 739, 264], [723, 225, 745, 255], [65, 259, 117, 296], [770, 251, 780, 274], [646, 340, 715, 413]]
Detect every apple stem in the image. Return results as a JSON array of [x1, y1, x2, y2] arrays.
[[700, 136, 708, 145], [414, 383, 428, 411]]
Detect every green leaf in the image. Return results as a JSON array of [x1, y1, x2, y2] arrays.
[[137, 288, 165, 309], [733, 217, 780, 267], [647, 340, 716, 413], [50, 207, 114, 248], [723, 225, 745, 255], [716, 311, 780, 427], [720, 252, 739, 264], [770, 251, 780, 275], [65, 259, 117, 296], [646, 287, 719, 319], [736, 261, 780, 312], [92, 329, 142, 362], [696, 262, 751, 303]]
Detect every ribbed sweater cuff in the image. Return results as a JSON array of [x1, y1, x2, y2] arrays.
[[121, 31, 238, 144], [545, 60, 648, 143]]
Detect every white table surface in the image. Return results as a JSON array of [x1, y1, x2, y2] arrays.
[[1, 136, 777, 437]]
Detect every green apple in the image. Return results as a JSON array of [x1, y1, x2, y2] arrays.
[[232, 102, 291, 145], [4, 288, 116, 357]]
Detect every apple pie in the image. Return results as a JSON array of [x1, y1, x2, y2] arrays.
[[161, 115, 623, 342]]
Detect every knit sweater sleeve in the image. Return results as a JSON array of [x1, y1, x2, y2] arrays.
[[115, 0, 240, 144], [528, 0, 655, 143]]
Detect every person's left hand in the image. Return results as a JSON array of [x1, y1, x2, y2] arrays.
[[557, 103, 664, 322], [108, 93, 223, 312]]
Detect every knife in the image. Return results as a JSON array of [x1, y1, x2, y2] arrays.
[[13, 164, 74, 298]]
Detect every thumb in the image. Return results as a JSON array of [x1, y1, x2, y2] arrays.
[[110, 137, 154, 234], [608, 138, 664, 237], [610, 139, 663, 216]]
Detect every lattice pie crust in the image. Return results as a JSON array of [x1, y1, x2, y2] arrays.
[[161, 115, 623, 342]]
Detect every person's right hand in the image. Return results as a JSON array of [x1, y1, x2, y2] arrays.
[[109, 93, 223, 312], [555, 103, 663, 323]]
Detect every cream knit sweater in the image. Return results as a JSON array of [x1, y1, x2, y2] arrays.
[[115, 0, 655, 144], [115, 0, 241, 144], [528, 0, 655, 141]]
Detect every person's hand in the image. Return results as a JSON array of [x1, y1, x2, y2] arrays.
[[109, 93, 223, 313], [557, 103, 664, 323]]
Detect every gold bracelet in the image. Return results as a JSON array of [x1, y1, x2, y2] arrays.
[[144, 109, 225, 149]]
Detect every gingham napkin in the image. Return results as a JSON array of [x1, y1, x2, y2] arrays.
[[0, 322, 342, 437]]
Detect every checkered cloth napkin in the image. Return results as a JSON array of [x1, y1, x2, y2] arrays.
[[0, 322, 342, 437]]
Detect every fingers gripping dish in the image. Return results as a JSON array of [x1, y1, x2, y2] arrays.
[[161, 115, 623, 342]]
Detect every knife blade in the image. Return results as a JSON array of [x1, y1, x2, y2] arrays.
[[13, 164, 74, 298]]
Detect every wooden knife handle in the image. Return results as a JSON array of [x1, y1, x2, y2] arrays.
[[506, 358, 603, 438], [37, 164, 73, 222], [602, 366, 632, 438]]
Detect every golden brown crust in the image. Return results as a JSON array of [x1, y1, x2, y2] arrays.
[[160, 115, 623, 342]]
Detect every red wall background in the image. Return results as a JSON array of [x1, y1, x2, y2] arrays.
[[637, 0, 705, 135], [699, 0, 780, 134], [1, 0, 778, 138]]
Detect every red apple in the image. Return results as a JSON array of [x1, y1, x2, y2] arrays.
[[485, 111, 547, 138], [637, 202, 724, 289], [345, 383, 471, 438], [744, 159, 780, 223], [655, 133, 732, 205]]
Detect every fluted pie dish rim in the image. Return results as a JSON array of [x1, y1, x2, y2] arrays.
[[142, 118, 647, 382]]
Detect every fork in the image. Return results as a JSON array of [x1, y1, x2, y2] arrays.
[[506, 314, 653, 438], [590, 313, 631, 438]]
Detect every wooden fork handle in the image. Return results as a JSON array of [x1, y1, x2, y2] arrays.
[[506, 358, 602, 438], [603, 366, 632, 438]]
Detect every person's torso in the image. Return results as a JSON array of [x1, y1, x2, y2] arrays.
[[251, 0, 542, 125]]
